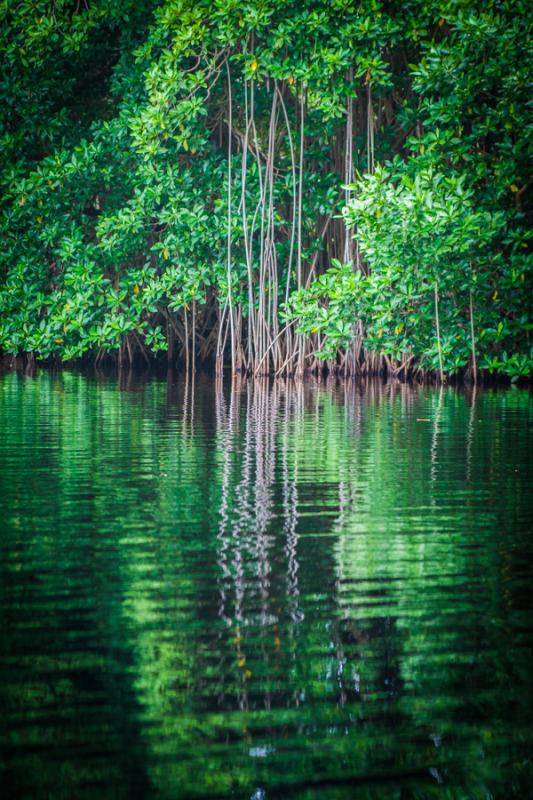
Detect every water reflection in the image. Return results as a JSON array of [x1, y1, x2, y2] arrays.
[[216, 380, 304, 632], [0, 371, 532, 799]]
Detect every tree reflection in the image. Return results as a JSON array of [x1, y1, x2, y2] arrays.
[[0, 372, 531, 798]]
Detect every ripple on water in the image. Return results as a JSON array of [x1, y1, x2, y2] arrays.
[[0, 373, 532, 799]]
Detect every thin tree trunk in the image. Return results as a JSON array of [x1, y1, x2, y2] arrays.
[[192, 299, 196, 373], [295, 84, 305, 374], [434, 283, 444, 382], [469, 289, 477, 383], [240, 77, 256, 366], [184, 306, 190, 374], [343, 71, 354, 263], [276, 82, 297, 360], [225, 59, 236, 375], [367, 82, 374, 174]]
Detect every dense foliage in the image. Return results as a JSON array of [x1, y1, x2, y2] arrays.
[[0, 0, 531, 378]]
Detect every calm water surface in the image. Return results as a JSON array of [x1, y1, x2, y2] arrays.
[[0, 371, 532, 799]]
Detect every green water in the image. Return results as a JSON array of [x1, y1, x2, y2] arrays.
[[0, 371, 532, 799]]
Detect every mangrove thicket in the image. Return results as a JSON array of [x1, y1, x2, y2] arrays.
[[0, 0, 531, 379]]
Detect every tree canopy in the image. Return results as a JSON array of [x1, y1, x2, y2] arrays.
[[1, 0, 531, 379]]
